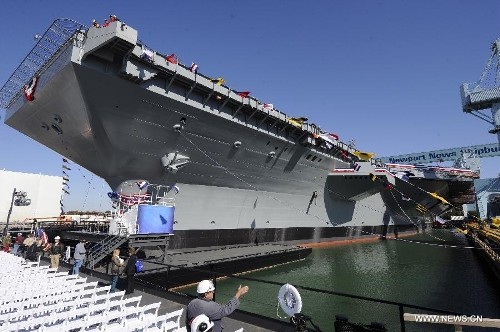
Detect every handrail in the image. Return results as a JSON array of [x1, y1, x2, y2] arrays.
[[137, 262, 476, 332], [0, 18, 87, 109]]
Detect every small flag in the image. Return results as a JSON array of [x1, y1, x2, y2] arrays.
[[62, 165, 71, 170], [288, 117, 308, 127], [353, 163, 361, 171], [383, 182, 392, 190], [62, 158, 69, 163], [263, 103, 274, 110], [319, 133, 338, 144], [24, 76, 39, 101], [41, 229, 48, 246], [210, 77, 225, 85], [369, 173, 377, 182], [189, 62, 198, 73], [402, 195, 411, 201], [166, 53, 178, 64], [63, 189, 70, 195], [234, 91, 250, 98], [136, 180, 150, 190], [63, 177, 69, 182], [352, 151, 375, 161], [430, 192, 449, 205], [141, 45, 155, 62]]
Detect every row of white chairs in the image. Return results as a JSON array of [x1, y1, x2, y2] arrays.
[[0, 252, 243, 332], [0, 271, 80, 292], [1, 296, 184, 332], [0, 276, 97, 305], [0, 288, 125, 323]]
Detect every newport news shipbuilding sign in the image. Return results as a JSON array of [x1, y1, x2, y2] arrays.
[[381, 143, 500, 165]]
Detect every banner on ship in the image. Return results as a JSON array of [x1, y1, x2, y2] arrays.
[[381, 143, 500, 165]]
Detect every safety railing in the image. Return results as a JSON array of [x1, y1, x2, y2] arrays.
[[136, 262, 485, 332], [0, 18, 87, 109]]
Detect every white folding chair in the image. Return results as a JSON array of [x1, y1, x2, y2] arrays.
[[163, 308, 184, 331]]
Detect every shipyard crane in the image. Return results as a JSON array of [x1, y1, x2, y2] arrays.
[[460, 40, 500, 143]]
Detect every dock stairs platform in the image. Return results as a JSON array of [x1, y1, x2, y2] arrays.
[[87, 234, 128, 269], [86, 233, 171, 269]]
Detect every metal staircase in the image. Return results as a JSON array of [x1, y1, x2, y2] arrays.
[[86, 234, 128, 270]]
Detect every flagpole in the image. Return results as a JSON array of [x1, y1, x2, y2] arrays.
[[4, 188, 16, 236]]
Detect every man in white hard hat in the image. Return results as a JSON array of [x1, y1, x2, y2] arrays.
[[186, 280, 249, 332], [49, 236, 64, 269], [191, 314, 214, 332]]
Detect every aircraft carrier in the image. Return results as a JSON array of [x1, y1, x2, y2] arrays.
[[0, 18, 473, 249]]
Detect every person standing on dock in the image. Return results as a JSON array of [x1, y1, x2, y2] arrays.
[[2, 233, 11, 252], [186, 280, 249, 332], [110, 248, 123, 292], [12, 233, 24, 255], [122, 247, 137, 294], [49, 236, 64, 269], [72, 239, 87, 275]]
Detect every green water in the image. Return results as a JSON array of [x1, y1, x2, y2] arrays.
[[184, 230, 500, 331]]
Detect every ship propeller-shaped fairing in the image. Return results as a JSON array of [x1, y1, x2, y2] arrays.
[[161, 152, 190, 174]]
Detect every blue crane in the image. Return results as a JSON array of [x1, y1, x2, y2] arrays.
[[460, 40, 500, 143]]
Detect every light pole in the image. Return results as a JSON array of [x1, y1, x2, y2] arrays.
[[4, 188, 31, 235]]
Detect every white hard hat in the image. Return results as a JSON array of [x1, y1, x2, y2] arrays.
[[18, 233, 22, 236], [55, 236, 61, 240], [196, 280, 215, 294], [191, 314, 214, 332]]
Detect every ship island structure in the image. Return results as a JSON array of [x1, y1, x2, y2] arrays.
[[0, 18, 478, 249]]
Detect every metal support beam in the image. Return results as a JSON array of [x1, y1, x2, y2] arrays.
[[186, 80, 197, 99], [165, 71, 178, 92], [232, 103, 244, 119]]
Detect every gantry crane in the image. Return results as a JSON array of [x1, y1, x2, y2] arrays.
[[460, 40, 500, 143]]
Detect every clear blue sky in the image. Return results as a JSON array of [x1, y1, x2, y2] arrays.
[[0, 0, 499, 212]]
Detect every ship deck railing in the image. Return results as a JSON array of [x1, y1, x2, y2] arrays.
[[0, 18, 87, 109]]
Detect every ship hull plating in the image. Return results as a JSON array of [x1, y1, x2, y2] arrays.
[[4, 24, 414, 248]]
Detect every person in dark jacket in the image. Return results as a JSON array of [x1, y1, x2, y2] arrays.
[[186, 280, 249, 332], [49, 236, 64, 269], [25, 241, 40, 262], [122, 247, 137, 294]]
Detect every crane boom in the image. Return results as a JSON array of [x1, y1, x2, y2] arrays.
[[380, 143, 500, 165], [460, 40, 500, 142]]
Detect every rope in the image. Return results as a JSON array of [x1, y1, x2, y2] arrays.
[[176, 129, 478, 251]]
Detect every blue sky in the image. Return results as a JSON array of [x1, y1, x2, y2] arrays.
[[0, 0, 499, 212]]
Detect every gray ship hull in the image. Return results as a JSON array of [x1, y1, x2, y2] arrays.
[[3, 19, 414, 248]]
